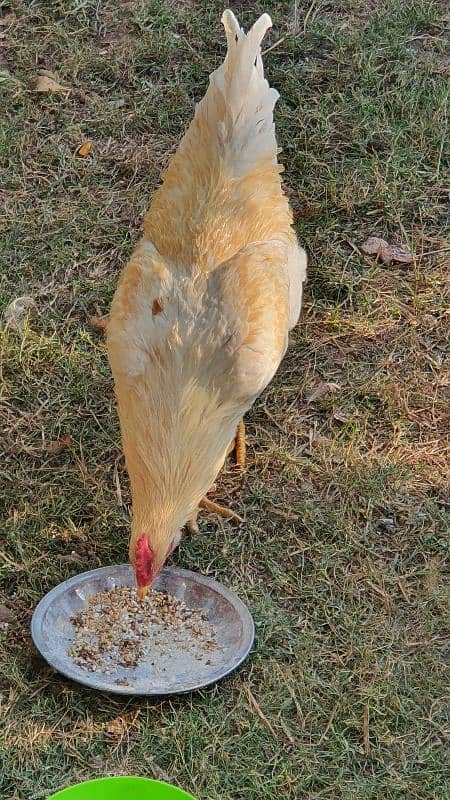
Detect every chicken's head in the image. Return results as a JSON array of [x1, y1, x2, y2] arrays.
[[130, 530, 178, 599]]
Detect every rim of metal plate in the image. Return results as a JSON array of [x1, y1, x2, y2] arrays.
[[31, 565, 255, 695]]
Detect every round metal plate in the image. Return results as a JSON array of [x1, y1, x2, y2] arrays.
[[31, 565, 254, 695]]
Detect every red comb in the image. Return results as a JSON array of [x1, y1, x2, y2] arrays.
[[135, 534, 154, 586]]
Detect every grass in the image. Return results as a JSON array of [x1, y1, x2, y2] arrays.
[[0, 1, 448, 798]]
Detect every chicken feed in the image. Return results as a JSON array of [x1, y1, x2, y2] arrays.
[[68, 586, 219, 676]]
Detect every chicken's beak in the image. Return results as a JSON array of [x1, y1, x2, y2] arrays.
[[137, 585, 150, 601]]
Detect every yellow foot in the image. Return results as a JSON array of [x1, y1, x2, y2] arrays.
[[199, 497, 244, 523], [186, 495, 244, 532], [185, 423, 246, 533], [186, 512, 199, 534]]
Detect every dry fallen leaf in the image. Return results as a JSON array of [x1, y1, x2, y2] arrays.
[[362, 236, 413, 265], [33, 75, 70, 94], [0, 604, 14, 624], [47, 435, 72, 455], [3, 295, 35, 329], [55, 527, 87, 545], [37, 69, 59, 79], [108, 98, 125, 109], [106, 718, 126, 736], [0, 12, 16, 26], [77, 141, 92, 157], [58, 552, 82, 564], [89, 314, 108, 333], [361, 237, 388, 256], [306, 382, 340, 405], [333, 409, 350, 423], [385, 244, 414, 264]]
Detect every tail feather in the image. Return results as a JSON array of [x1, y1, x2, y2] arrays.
[[197, 9, 279, 175], [143, 10, 290, 265]]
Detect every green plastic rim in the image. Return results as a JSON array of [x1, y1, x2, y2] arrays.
[[47, 776, 197, 800]]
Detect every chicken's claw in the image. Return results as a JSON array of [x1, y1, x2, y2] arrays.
[[186, 512, 199, 534], [199, 497, 244, 523]]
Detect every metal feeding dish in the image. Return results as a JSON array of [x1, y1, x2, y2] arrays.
[[31, 564, 254, 695]]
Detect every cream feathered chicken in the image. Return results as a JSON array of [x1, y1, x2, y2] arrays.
[[107, 9, 307, 597]]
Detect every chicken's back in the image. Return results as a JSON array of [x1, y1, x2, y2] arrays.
[[143, 10, 295, 271]]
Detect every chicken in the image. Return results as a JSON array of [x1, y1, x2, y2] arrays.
[[106, 9, 307, 598]]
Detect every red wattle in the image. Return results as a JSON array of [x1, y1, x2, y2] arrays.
[[135, 534, 154, 586]]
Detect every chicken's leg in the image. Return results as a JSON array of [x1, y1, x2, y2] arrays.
[[186, 498, 243, 533], [186, 422, 246, 532], [235, 419, 246, 468], [199, 497, 244, 522], [226, 419, 246, 466], [186, 511, 199, 534]]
